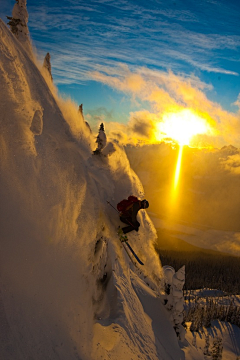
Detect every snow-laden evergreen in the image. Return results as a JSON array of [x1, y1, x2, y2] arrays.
[[0, 19, 184, 360], [94, 122, 107, 154], [162, 265, 186, 341], [43, 52, 53, 81], [172, 266, 186, 340], [7, 0, 33, 56]]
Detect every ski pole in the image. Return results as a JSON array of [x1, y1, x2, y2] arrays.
[[106, 201, 119, 214]]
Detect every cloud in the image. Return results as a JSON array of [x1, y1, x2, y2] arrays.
[[97, 111, 158, 145], [164, 49, 239, 76], [9, 0, 238, 88], [234, 94, 240, 109], [221, 153, 240, 174], [128, 111, 156, 138], [91, 65, 145, 94], [90, 64, 240, 147]]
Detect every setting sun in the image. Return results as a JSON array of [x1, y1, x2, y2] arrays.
[[155, 109, 209, 197], [156, 109, 208, 146]]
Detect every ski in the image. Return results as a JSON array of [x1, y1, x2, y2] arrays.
[[117, 230, 144, 266], [119, 238, 137, 266], [124, 241, 144, 266], [117, 226, 144, 265]]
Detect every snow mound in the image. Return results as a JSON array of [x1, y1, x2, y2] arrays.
[[0, 19, 183, 360]]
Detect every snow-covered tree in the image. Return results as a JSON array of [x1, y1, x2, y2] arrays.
[[162, 265, 186, 341], [93, 123, 107, 155], [204, 333, 211, 358], [192, 333, 197, 347], [79, 104, 83, 116], [189, 307, 199, 332], [211, 337, 223, 360], [226, 299, 235, 323], [162, 265, 175, 310], [204, 304, 213, 328], [77, 104, 92, 133], [236, 308, 240, 327], [7, 0, 32, 56], [43, 52, 53, 81], [172, 266, 186, 341]]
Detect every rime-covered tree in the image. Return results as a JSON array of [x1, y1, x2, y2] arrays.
[[172, 266, 186, 340], [236, 308, 240, 327], [192, 334, 196, 348], [204, 333, 211, 358], [211, 337, 223, 360], [77, 104, 92, 133], [226, 300, 236, 323], [162, 265, 186, 341], [79, 104, 83, 116], [43, 52, 53, 81], [190, 318, 197, 332], [7, 0, 32, 56], [93, 123, 107, 155], [204, 305, 213, 328]]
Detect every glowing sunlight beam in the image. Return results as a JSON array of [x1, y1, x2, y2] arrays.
[[174, 145, 183, 191], [168, 145, 184, 215]]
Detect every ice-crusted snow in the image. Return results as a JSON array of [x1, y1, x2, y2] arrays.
[[0, 19, 185, 360]]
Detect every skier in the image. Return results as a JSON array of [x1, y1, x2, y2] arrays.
[[117, 196, 149, 235]]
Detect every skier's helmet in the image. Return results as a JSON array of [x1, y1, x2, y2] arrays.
[[141, 199, 149, 209]]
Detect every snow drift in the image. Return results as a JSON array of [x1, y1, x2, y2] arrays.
[[0, 19, 184, 360]]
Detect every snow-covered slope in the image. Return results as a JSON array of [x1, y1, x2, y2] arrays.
[[0, 19, 183, 360]]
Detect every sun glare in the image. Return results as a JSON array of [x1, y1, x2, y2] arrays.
[[156, 109, 208, 146]]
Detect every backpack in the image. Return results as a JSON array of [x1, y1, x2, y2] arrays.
[[117, 195, 138, 213]]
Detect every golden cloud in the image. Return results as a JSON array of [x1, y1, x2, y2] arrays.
[[221, 153, 240, 174], [90, 65, 240, 148]]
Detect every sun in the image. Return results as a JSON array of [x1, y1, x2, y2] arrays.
[[156, 109, 208, 146], [154, 109, 209, 197]]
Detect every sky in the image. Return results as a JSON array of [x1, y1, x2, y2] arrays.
[[1, 0, 240, 147]]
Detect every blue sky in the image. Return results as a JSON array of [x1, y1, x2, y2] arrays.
[[1, 0, 240, 146]]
